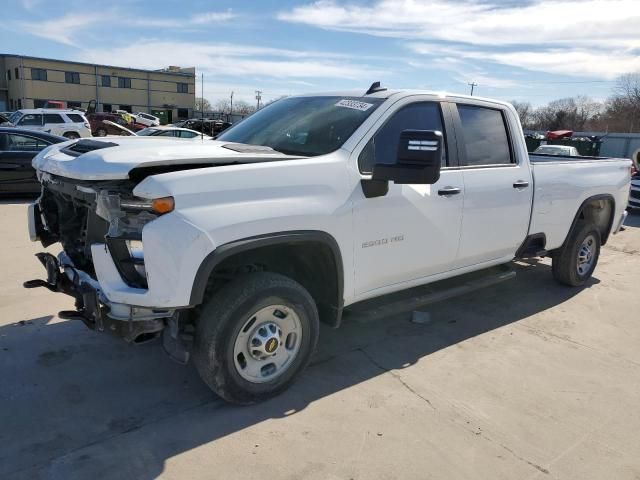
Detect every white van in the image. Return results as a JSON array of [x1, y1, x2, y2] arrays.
[[6, 109, 91, 139], [133, 112, 161, 127]]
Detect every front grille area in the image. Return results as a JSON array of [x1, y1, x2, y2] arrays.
[[630, 188, 640, 200]]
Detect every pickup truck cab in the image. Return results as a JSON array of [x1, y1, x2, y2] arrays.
[[26, 86, 631, 403]]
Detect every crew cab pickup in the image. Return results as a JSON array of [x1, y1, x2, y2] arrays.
[[26, 86, 631, 404]]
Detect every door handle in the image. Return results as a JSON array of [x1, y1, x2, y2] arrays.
[[438, 186, 462, 196], [513, 180, 529, 188]]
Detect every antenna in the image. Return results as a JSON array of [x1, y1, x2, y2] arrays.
[[365, 81, 387, 95]]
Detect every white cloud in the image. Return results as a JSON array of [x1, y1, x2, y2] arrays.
[[19, 10, 237, 46], [279, 0, 640, 78], [19, 12, 105, 45], [77, 41, 386, 80]]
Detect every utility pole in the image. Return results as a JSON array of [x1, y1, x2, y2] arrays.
[[255, 90, 262, 110], [230, 91, 234, 119], [468, 82, 477, 96]]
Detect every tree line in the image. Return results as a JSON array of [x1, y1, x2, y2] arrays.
[[512, 73, 640, 133]]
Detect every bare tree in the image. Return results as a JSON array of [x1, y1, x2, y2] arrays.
[[195, 97, 211, 111], [233, 100, 255, 115], [213, 99, 231, 113], [510, 100, 533, 129]]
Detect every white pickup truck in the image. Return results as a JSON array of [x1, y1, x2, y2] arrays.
[[26, 85, 631, 404]]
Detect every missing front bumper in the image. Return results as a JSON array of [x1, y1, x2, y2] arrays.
[[24, 252, 166, 343]]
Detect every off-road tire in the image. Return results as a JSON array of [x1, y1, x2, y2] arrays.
[[552, 222, 601, 286], [192, 272, 319, 404]]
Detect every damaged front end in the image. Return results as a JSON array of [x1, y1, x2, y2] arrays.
[[25, 172, 187, 360]]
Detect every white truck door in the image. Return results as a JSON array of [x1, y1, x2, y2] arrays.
[[452, 103, 533, 267], [352, 100, 464, 297]]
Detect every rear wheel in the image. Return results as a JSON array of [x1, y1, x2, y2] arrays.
[[192, 272, 319, 404], [95, 128, 107, 137], [552, 222, 601, 286], [63, 132, 80, 139]]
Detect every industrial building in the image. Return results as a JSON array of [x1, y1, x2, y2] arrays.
[[0, 54, 195, 124]]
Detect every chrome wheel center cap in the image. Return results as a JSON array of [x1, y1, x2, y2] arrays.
[[248, 322, 282, 360]]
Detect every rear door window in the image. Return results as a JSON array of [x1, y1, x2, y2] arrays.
[[457, 105, 513, 166], [17, 114, 43, 126], [358, 102, 447, 173], [44, 114, 65, 124]]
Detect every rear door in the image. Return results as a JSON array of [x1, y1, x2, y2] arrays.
[[452, 103, 532, 267], [352, 98, 465, 297], [43, 113, 67, 136], [0, 133, 50, 194]]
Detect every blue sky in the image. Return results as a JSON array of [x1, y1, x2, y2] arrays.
[[2, 0, 639, 106]]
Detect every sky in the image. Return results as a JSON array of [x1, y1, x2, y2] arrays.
[[1, 0, 639, 106]]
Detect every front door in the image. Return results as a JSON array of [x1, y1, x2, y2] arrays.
[[0, 133, 49, 194], [452, 103, 533, 267], [352, 99, 464, 298]]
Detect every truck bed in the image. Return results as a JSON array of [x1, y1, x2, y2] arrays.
[[529, 154, 631, 250]]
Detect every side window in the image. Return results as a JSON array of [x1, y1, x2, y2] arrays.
[[457, 105, 512, 166], [7, 134, 49, 151], [18, 114, 43, 126], [358, 102, 446, 173], [44, 114, 65, 124], [180, 131, 197, 138], [66, 114, 85, 123]]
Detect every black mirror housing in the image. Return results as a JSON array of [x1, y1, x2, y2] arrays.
[[372, 130, 443, 185]]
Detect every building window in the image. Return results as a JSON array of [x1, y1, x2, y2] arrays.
[[15, 67, 19, 79], [34, 99, 48, 108], [32, 68, 47, 81], [118, 77, 131, 88], [67, 101, 82, 109], [17, 99, 22, 109], [119, 105, 132, 113], [7, 69, 11, 81], [177, 83, 188, 93], [101, 75, 111, 87], [9, 99, 13, 110], [102, 103, 112, 113], [65, 72, 80, 84], [177, 108, 189, 119]]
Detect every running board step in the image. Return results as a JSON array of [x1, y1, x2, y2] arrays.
[[345, 265, 515, 323]]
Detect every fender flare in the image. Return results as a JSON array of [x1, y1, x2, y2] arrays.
[[561, 194, 616, 248], [189, 230, 344, 320]]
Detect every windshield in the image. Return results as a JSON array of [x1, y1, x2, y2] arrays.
[[217, 96, 384, 156], [136, 127, 159, 136], [9, 111, 22, 124]]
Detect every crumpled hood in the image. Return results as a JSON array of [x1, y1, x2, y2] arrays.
[[33, 137, 303, 181]]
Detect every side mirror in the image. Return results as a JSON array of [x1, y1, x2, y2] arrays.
[[372, 130, 443, 184]]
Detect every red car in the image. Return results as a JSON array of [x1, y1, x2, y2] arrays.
[[86, 113, 145, 137]]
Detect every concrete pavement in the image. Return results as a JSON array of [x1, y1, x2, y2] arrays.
[[1, 201, 639, 480]]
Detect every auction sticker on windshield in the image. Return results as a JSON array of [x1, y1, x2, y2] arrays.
[[335, 99, 374, 111]]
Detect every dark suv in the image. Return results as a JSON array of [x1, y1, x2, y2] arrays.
[[87, 113, 145, 137]]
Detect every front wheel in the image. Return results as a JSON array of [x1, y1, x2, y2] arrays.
[[552, 222, 601, 286], [63, 132, 80, 139], [192, 272, 319, 404]]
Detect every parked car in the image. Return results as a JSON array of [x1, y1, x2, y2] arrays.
[[7, 109, 91, 139], [87, 112, 145, 137], [0, 128, 66, 195], [533, 145, 579, 156], [135, 126, 211, 139], [0, 112, 10, 124], [173, 118, 232, 136], [133, 112, 160, 127], [26, 87, 631, 404], [629, 163, 640, 210]]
